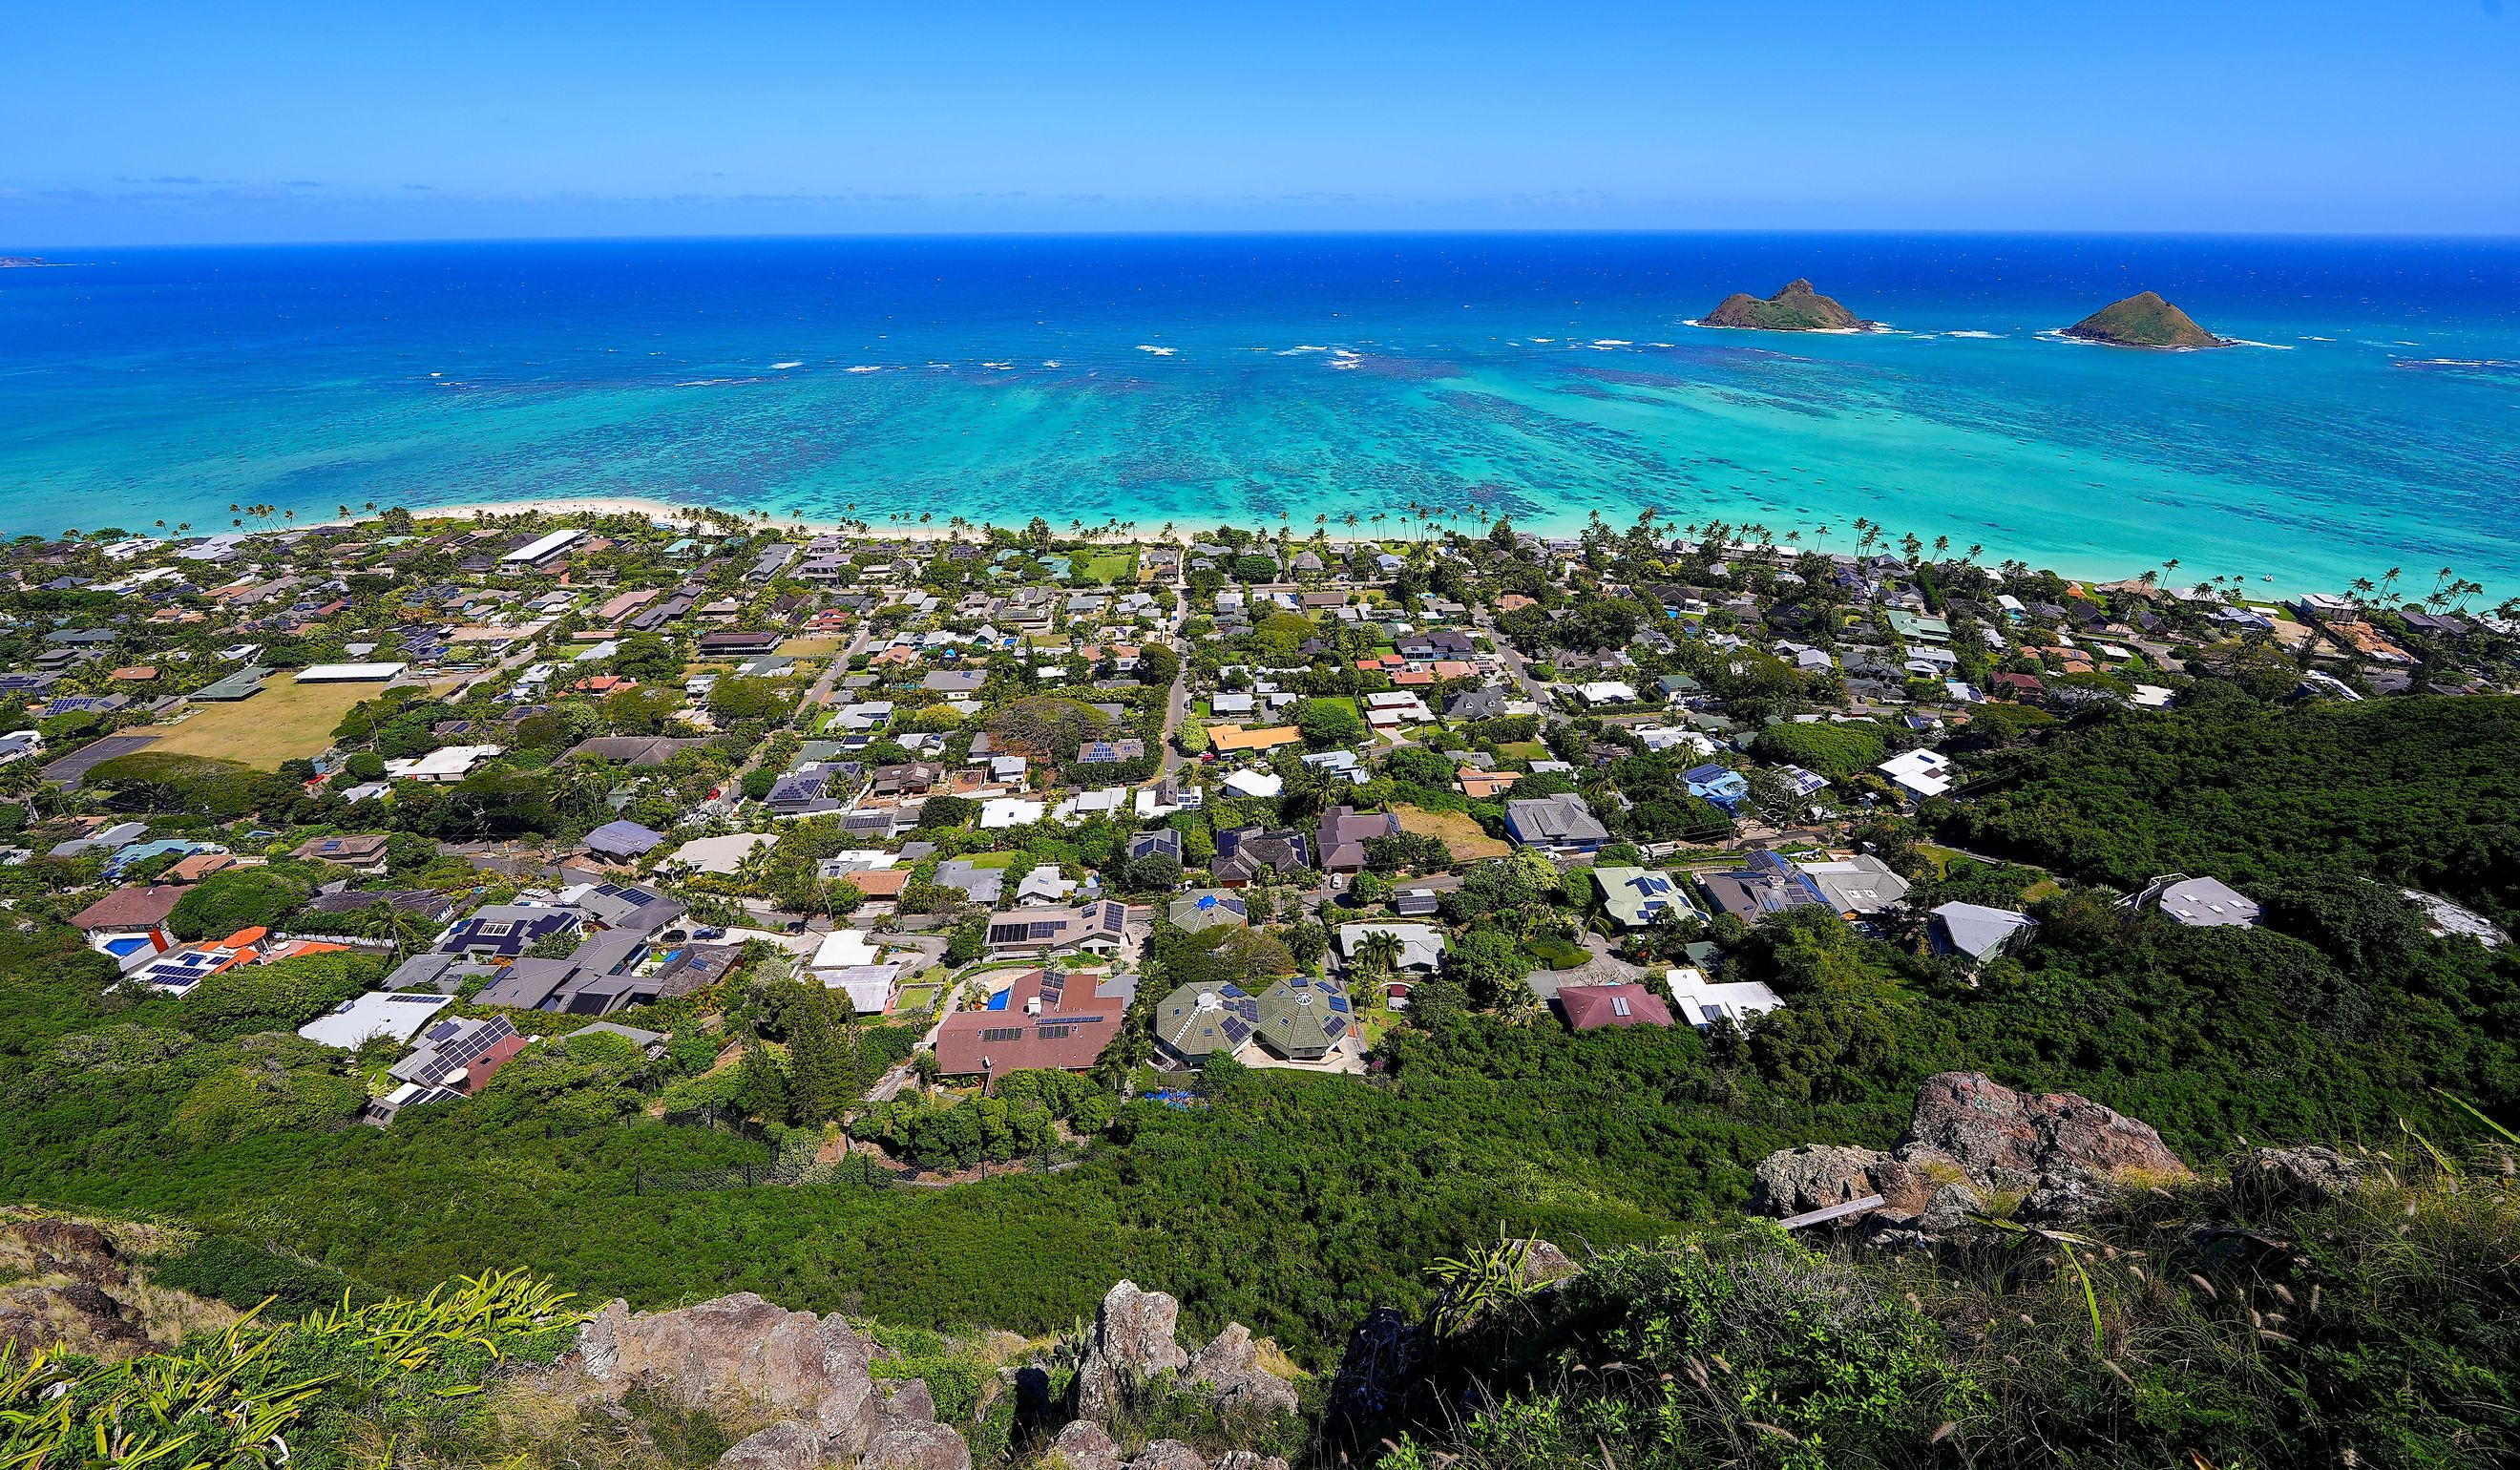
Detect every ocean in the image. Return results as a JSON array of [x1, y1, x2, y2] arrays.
[[3, 233, 2516, 597]]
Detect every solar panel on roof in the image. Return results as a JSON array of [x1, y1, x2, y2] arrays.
[[1221, 1018, 1251, 1043], [1328, 997, 1351, 1013], [1030, 921, 1060, 940], [1290, 977, 1309, 989]]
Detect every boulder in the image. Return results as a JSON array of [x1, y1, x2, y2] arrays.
[[577, 1293, 882, 1453], [881, 1378, 937, 1424], [1184, 1323, 1299, 1417], [1047, 1420, 1124, 1470], [1908, 1072, 2187, 1191], [1211, 1454, 1292, 1470], [719, 1421, 830, 1470], [1508, 1238, 1581, 1289], [2016, 1163, 2110, 1226], [2236, 1144, 2371, 1206], [1752, 1144, 1939, 1220], [1915, 1182, 1984, 1234], [862, 1420, 972, 1470], [1129, 1441, 1208, 1470], [1072, 1281, 1189, 1421]]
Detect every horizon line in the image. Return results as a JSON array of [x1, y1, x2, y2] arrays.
[[14, 223, 2520, 254]]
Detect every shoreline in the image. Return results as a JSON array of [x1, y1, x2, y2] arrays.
[[373, 494, 2299, 603]]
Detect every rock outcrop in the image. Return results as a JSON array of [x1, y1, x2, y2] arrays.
[[1754, 1073, 2190, 1241], [1185, 1323, 1299, 1417], [1908, 1072, 2188, 1191], [1048, 1423, 1288, 1470], [1071, 1281, 1297, 1424], [1699, 279, 1874, 332], [575, 1292, 957, 1470]]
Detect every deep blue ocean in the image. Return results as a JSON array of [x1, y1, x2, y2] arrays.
[[3, 233, 2516, 595]]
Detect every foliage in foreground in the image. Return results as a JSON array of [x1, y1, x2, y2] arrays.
[[0, 1268, 579, 1470], [1370, 1152, 2520, 1470]]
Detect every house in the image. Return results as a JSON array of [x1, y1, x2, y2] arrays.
[[1458, 768, 1518, 800], [982, 901, 1133, 957], [1221, 768, 1283, 800], [1876, 748, 1955, 804], [1502, 793, 1609, 855], [1078, 738, 1146, 765], [386, 745, 501, 782], [384, 1014, 526, 1094], [1252, 976, 1354, 1060], [1664, 968, 1783, 1030], [1314, 806, 1399, 873], [2151, 875, 2261, 929], [1682, 763, 1752, 813], [1591, 867, 1704, 929], [291, 833, 391, 871], [560, 881, 685, 937], [1334, 922, 1445, 973], [933, 859, 1009, 907], [979, 796, 1048, 830], [435, 903, 583, 961], [1794, 854, 1911, 917], [934, 968, 1138, 1081], [697, 630, 784, 659], [569, 735, 706, 766], [1207, 724, 1302, 755], [297, 990, 457, 1050], [1211, 827, 1311, 885], [70, 884, 185, 939], [582, 819, 667, 864], [1555, 983, 1674, 1032], [1152, 980, 1262, 1066], [1698, 850, 1828, 925], [1125, 828, 1184, 864], [1930, 902, 2038, 964], [1167, 890, 1248, 932], [1574, 680, 1639, 707], [807, 929, 900, 1012], [499, 528, 586, 570], [303, 888, 460, 926]]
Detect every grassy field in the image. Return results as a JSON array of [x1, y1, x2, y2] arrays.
[[1395, 804, 1509, 859], [1494, 740, 1549, 765], [136, 676, 382, 769], [777, 636, 847, 657], [1073, 550, 1137, 585]]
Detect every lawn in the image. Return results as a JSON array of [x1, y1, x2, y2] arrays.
[[136, 676, 384, 769], [1494, 741, 1549, 765], [1074, 550, 1137, 585], [1395, 804, 1509, 860], [777, 636, 847, 658]]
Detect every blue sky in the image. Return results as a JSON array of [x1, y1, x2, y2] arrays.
[[6, 1, 2517, 244]]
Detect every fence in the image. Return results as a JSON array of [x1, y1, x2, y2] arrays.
[[633, 1151, 908, 1194]]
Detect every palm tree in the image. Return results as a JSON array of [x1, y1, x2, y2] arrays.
[[1354, 929, 1403, 979]]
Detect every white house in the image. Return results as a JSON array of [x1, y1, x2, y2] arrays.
[[1875, 747, 1954, 804], [385, 745, 502, 782], [1664, 968, 1783, 1029]]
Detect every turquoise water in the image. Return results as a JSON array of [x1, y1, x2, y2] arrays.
[[3, 234, 2516, 596]]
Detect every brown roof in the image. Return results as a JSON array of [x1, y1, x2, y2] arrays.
[[1556, 983, 1675, 1032], [933, 969, 1130, 1077], [843, 869, 912, 898], [167, 853, 238, 883], [1208, 724, 1301, 752], [70, 884, 185, 932]]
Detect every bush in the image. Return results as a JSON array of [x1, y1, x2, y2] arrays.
[[167, 867, 315, 942]]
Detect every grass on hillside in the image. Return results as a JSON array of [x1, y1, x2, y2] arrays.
[[136, 676, 384, 769], [1395, 805, 1508, 859]]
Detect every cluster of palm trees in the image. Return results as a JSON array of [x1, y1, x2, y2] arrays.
[[2345, 565, 2488, 615]]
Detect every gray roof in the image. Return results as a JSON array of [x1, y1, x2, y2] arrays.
[[1506, 793, 1609, 846], [2157, 876, 2260, 928], [1932, 902, 2037, 961]]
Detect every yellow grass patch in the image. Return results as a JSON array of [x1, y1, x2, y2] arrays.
[[1396, 804, 1509, 859], [134, 675, 384, 769]]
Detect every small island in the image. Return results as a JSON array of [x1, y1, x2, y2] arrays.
[[1699, 278, 1875, 332], [2061, 290, 2224, 348], [0, 256, 50, 268]]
